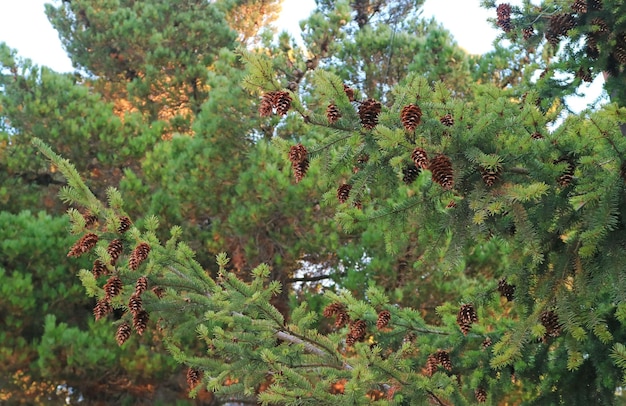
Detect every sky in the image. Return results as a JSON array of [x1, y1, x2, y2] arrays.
[[0, 0, 605, 111]]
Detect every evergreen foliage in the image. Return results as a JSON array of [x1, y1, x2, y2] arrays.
[[7, 0, 626, 404]]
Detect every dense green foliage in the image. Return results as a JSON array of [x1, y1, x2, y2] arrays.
[[4, 0, 626, 404]]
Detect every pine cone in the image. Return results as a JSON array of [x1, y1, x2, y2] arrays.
[[92, 259, 108, 279], [540, 310, 562, 338], [436, 350, 452, 371], [425, 354, 439, 376], [128, 294, 143, 315], [323, 302, 350, 328], [475, 387, 487, 403], [457, 304, 478, 335], [589, 0, 603, 10], [400, 104, 422, 131], [376, 310, 391, 330], [117, 216, 132, 233], [439, 113, 454, 127], [496, 3, 512, 33], [187, 367, 202, 389], [94, 298, 113, 321], [104, 276, 123, 300], [590, 17, 609, 34], [258, 91, 276, 117], [129, 242, 150, 271], [274, 91, 292, 116], [133, 309, 149, 335], [480, 166, 500, 187], [67, 233, 98, 257], [343, 84, 355, 102], [135, 276, 148, 295], [555, 158, 575, 186], [531, 131, 544, 140], [326, 104, 341, 124], [337, 184, 352, 203], [411, 147, 429, 169], [107, 239, 124, 265], [571, 0, 587, 13], [152, 286, 165, 299], [116, 322, 132, 346], [522, 26, 535, 40], [82, 211, 98, 228], [289, 144, 309, 183], [546, 13, 576, 45], [402, 165, 421, 185], [323, 302, 344, 317], [482, 337, 493, 349], [346, 320, 367, 346], [614, 43, 626, 65], [429, 154, 454, 190], [358, 99, 382, 130], [498, 279, 516, 301]]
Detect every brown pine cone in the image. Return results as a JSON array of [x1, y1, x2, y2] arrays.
[[67, 233, 98, 257]]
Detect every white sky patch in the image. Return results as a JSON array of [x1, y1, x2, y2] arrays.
[[0, 0, 606, 111]]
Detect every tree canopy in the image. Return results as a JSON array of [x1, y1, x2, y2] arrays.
[[3, 0, 626, 404]]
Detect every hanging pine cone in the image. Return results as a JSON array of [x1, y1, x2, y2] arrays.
[[67, 233, 99, 257], [590, 18, 609, 35], [571, 0, 587, 13], [337, 184, 352, 203], [128, 294, 143, 315], [116, 322, 132, 346], [107, 239, 124, 265], [326, 103, 341, 124], [430, 154, 454, 190], [425, 354, 439, 376], [104, 276, 123, 300], [274, 91, 292, 116], [475, 387, 488, 403], [346, 320, 367, 346], [92, 259, 108, 279], [289, 144, 309, 183], [522, 26, 535, 40], [482, 337, 493, 349], [614, 36, 626, 65], [411, 147, 429, 169], [555, 158, 575, 186], [323, 302, 350, 328], [358, 98, 382, 130], [546, 13, 577, 45], [457, 304, 478, 335], [129, 242, 151, 271], [82, 211, 98, 228], [400, 104, 422, 131], [187, 368, 202, 389], [436, 350, 452, 371], [439, 113, 454, 127], [576, 67, 593, 82], [353, 153, 370, 174], [343, 84, 356, 102], [135, 276, 148, 295], [376, 310, 391, 330], [498, 279, 516, 301], [133, 309, 149, 335], [117, 216, 132, 233], [480, 166, 500, 187], [152, 286, 165, 299], [258, 91, 276, 117], [402, 165, 420, 185], [496, 3, 512, 33], [531, 131, 544, 140], [94, 298, 113, 321], [540, 310, 562, 338], [589, 0, 603, 10]]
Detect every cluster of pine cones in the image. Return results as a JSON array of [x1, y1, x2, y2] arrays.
[[67, 213, 159, 346]]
